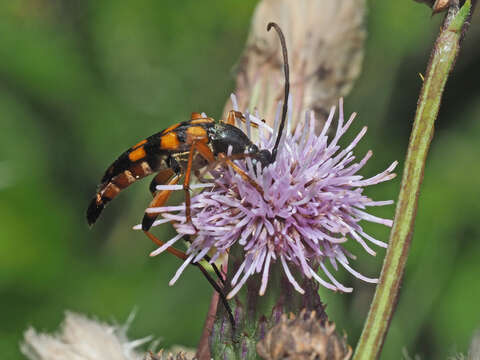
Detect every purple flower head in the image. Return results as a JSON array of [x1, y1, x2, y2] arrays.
[[135, 95, 397, 298]]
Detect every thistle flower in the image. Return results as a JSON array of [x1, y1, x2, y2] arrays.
[[138, 96, 397, 299]]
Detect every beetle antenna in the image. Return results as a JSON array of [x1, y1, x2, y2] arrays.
[[267, 22, 289, 162]]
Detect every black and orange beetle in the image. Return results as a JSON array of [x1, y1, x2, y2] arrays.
[[86, 23, 289, 331], [86, 109, 274, 231], [87, 22, 289, 237]]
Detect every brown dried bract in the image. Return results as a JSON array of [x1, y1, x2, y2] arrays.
[[145, 349, 194, 360], [414, 0, 459, 13], [257, 310, 352, 360], [433, 0, 453, 13]]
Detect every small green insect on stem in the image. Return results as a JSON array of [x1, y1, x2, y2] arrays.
[[353, 1, 472, 359]]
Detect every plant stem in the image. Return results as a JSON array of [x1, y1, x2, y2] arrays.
[[353, 1, 472, 359], [196, 290, 219, 360]]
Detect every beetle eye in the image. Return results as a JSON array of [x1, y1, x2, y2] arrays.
[[246, 144, 259, 154]]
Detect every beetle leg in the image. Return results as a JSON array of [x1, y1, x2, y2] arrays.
[[198, 152, 244, 179], [198, 152, 264, 195], [217, 153, 264, 195], [142, 173, 182, 231], [143, 230, 188, 261], [183, 140, 215, 225], [225, 110, 241, 125], [182, 234, 226, 286], [190, 112, 205, 120], [224, 110, 259, 128], [144, 231, 236, 333], [191, 112, 203, 120], [192, 140, 215, 163], [183, 145, 195, 226], [148, 168, 175, 196]]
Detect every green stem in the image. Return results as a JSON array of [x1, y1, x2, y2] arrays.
[[353, 2, 472, 359]]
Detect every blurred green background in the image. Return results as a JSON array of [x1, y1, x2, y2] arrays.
[[1, 1, 479, 359]]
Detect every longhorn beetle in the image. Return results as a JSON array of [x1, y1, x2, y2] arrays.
[[87, 22, 289, 331]]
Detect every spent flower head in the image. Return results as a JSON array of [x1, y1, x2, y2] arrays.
[[136, 95, 397, 299]]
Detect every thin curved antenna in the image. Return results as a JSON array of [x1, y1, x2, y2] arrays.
[[267, 22, 290, 162]]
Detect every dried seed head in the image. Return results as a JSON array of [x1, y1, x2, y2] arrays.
[[257, 310, 352, 360], [225, 0, 366, 128], [21, 312, 151, 360]]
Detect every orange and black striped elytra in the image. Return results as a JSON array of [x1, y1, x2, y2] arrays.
[[86, 114, 273, 231]]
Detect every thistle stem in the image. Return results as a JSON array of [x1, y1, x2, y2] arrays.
[[196, 290, 219, 360], [353, 2, 472, 359]]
